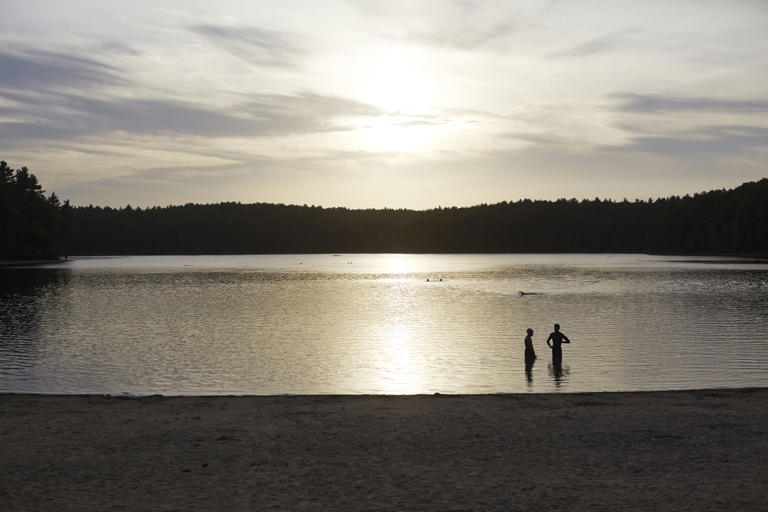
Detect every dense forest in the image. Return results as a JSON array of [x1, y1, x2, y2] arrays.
[[65, 178, 768, 256], [0, 161, 69, 260], [1, 159, 765, 258]]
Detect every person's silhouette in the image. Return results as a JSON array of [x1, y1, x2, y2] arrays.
[[524, 328, 537, 363], [524, 328, 536, 384], [546, 323, 570, 367]]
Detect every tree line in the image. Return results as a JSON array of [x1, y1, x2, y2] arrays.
[[1, 159, 765, 258], [65, 178, 768, 256], [0, 161, 69, 260]]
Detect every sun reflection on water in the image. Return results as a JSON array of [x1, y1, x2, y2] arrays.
[[375, 321, 425, 394], [380, 254, 415, 275]]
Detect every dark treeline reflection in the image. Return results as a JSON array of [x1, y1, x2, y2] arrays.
[[0, 270, 69, 365], [67, 178, 768, 256], [0, 269, 69, 296]]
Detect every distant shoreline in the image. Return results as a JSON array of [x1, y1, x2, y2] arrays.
[[3, 388, 767, 510], [3, 252, 767, 260], [64, 179, 768, 257], [0, 258, 66, 267]]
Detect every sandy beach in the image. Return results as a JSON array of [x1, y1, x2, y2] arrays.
[[2, 389, 767, 511]]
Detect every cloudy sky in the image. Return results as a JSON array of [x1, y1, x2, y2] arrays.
[[1, 0, 767, 208]]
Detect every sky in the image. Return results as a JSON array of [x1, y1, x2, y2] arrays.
[[1, 0, 767, 209]]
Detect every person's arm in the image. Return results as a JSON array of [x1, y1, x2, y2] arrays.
[[546, 334, 553, 348], [563, 333, 571, 343]]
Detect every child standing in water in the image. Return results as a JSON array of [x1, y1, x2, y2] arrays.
[[524, 328, 536, 363]]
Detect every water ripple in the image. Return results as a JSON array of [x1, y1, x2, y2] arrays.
[[1, 254, 767, 394]]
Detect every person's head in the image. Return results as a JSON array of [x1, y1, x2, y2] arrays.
[[526, 328, 533, 336], [554, 323, 560, 331]]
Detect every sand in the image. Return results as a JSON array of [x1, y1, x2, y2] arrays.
[[2, 389, 767, 511]]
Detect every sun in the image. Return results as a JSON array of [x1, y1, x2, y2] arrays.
[[357, 47, 434, 112], [345, 52, 445, 152]]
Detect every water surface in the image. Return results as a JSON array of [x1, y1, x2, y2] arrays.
[[1, 254, 767, 394]]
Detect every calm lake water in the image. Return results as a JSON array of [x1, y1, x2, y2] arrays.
[[1, 253, 767, 395]]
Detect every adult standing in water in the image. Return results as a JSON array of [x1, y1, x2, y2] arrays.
[[546, 323, 570, 367]]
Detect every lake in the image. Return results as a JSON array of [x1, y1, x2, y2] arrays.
[[1, 253, 767, 395]]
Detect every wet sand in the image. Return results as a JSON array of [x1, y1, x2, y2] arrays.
[[2, 389, 767, 511]]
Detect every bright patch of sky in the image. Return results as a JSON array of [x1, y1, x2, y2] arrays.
[[1, 0, 767, 208]]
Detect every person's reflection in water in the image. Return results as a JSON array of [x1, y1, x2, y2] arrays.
[[525, 357, 535, 386], [548, 363, 570, 387]]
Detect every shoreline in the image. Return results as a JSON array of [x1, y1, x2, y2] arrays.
[[0, 258, 67, 267], [3, 386, 767, 400], [3, 388, 767, 511]]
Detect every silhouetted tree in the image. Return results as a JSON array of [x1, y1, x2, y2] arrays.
[[0, 161, 69, 260]]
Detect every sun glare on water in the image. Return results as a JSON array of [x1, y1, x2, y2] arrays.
[[376, 313, 425, 394]]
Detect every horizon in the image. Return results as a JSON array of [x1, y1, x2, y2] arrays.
[[60, 175, 764, 212], [2, 1, 768, 209]]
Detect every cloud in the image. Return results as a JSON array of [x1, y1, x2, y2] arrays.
[[611, 93, 768, 114], [608, 125, 768, 158], [408, 20, 516, 51], [0, 87, 384, 148], [55, 161, 256, 207], [98, 41, 142, 57], [0, 48, 126, 90], [350, 0, 520, 52], [600, 91, 768, 163], [549, 30, 635, 59], [0, 45, 384, 148], [241, 91, 382, 122], [499, 131, 571, 148], [190, 25, 304, 67]]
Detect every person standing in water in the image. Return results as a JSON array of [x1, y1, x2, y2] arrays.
[[546, 323, 570, 366], [524, 328, 537, 363]]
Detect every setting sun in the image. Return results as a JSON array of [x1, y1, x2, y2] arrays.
[[359, 50, 433, 112], [347, 50, 445, 152]]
